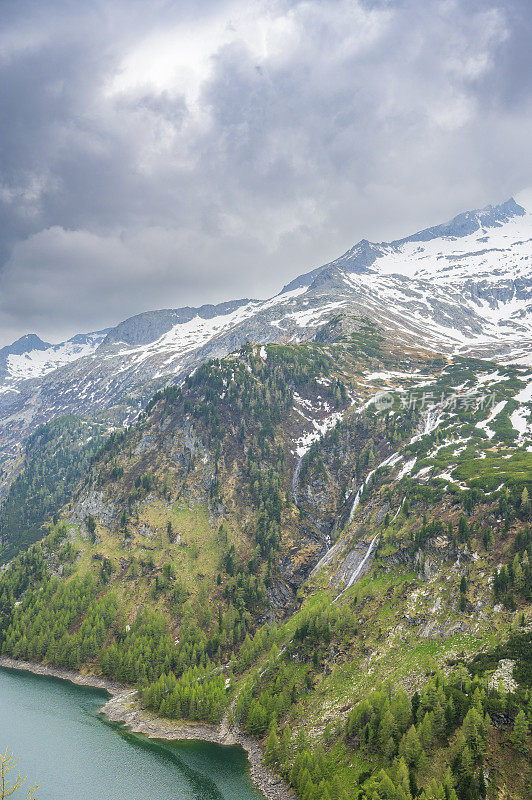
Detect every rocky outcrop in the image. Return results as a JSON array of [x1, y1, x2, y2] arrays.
[[70, 489, 116, 529]]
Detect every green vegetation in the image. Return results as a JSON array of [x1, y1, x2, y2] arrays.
[[143, 667, 229, 724], [0, 338, 531, 799], [1, 568, 117, 670], [343, 671, 513, 800], [493, 525, 532, 609], [0, 416, 105, 563]]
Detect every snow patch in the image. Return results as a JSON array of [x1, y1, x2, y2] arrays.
[[476, 400, 507, 438], [294, 410, 343, 457], [396, 458, 417, 480]]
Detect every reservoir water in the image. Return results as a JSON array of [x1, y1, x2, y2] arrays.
[[0, 667, 264, 800]]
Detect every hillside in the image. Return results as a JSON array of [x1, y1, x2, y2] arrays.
[[0, 308, 530, 800], [0, 416, 106, 561]]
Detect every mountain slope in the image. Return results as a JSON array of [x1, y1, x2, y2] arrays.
[[0, 313, 530, 799], [0, 415, 106, 561], [0, 197, 529, 456], [1, 195, 530, 562], [0, 197, 529, 453]]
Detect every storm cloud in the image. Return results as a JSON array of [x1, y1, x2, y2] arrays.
[[0, 0, 531, 344]]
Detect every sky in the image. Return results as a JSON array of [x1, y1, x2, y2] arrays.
[[0, 0, 531, 345]]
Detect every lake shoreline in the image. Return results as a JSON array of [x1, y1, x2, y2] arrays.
[[0, 656, 295, 800]]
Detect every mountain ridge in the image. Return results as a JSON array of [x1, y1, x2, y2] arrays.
[[2, 195, 528, 373], [0, 194, 530, 527], [281, 197, 527, 292]]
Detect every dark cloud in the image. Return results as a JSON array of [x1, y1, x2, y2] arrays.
[[0, 0, 531, 344]]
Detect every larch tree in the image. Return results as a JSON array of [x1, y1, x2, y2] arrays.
[[511, 709, 529, 754], [0, 748, 38, 799]]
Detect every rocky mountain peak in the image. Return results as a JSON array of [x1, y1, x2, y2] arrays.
[[394, 196, 526, 246], [102, 300, 252, 348], [0, 334, 52, 378], [0, 333, 51, 358]]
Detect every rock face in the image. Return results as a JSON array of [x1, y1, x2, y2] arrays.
[[102, 300, 250, 347], [0, 334, 51, 373], [0, 195, 530, 479], [489, 659, 518, 693], [70, 490, 116, 529]]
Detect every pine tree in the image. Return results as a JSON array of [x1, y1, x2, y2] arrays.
[[279, 726, 291, 763], [511, 709, 529, 754], [521, 487, 530, 519], [265, 719, 279, 765], [432, 702, 446, 739], [319, 783, 333, 800], [442, 767, 458, 800], [393, 757, 411, 798], [422, 778, 445, 800], [379, 708, 396, 748], [391, 686, 412, 731], [297, 767, 312, 797], [384, 736, 396, 761], [401, 725, 422, 767], [463, 707, 486, 758], [371, 769, 400, 800], [458, 515, 469, 541], [418, 712, 433, 751], [478, 768, 487, 799], [458, 744, 473, 781]]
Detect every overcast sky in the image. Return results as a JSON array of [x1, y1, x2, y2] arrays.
[[0, 0, 531, 345]]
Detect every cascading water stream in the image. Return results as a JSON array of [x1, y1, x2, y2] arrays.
[[291, 453, 305, 503], [347, 450, 402, 524], [333, 535, 379, 603]]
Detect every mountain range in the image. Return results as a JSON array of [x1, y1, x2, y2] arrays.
[[0, 196, 530, 476], [0, 195, 531, 800]]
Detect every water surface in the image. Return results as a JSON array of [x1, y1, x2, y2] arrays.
[[0, 667, 264, 800]]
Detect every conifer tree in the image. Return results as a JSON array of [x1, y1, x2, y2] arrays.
[[401, 725, 422, 767], [265, 718, 279, 765], [511, 709, 529, 754]]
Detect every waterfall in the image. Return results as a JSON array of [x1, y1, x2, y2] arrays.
[[291, 453, 305, 503], [333, 536, 379, 603], [343, 536, 379, 591], [347, 451, 401, 524]]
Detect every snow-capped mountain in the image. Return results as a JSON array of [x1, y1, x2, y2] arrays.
[[0, 195, 530, 472], [0, 331, 109, 384]]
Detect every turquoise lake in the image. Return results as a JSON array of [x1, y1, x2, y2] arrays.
[[0, 667, 264, 800]]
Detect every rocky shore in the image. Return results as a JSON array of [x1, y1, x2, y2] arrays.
[[0, 656, 125, 695], [0, 656, 295, 800]]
